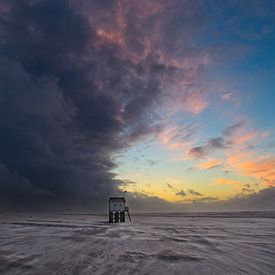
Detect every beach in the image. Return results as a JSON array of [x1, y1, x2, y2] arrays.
[[0, 212, 274, 274]]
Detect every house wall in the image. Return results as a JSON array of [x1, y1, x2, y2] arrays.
[[109, 200, 125, 212]]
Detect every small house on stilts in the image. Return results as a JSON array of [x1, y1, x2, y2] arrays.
[[108, 197, 131, 223]]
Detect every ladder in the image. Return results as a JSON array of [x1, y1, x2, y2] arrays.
[[125, 206, 132, 222]]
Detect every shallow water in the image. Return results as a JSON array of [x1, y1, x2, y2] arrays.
[[0, 212, 274, 274]]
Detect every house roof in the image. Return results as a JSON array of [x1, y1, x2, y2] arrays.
[[109, 197, 125, 202]]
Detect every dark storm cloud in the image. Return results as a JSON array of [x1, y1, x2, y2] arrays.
[[0, 0, 210, 210]]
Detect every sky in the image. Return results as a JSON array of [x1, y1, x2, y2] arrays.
[[0, 0, 275, 212]]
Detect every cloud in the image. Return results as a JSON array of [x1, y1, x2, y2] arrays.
[[147, 159, 159, 167], [241, 187, 255, 194], [198, 158, 222, 170], [167, 183, 174, 189], [186, 187, 275, 211], [194, 196, 218, 202], [1, 0, 274, 211], [215, 178, 241, 186], [180, 89, 208, 114], [175, 190, 186, 197], [208, 137, 227, 149], [232, 132, 257, 144], [228, 154, 275, 186], [128, 187, 275, 212], [188, 121, 261, 159], [188, 122, 245, 158], [159, 124, 197, 151], [4, 0, 206, 210], [188, 137, 227, 158], [126, 193, 174, 212], [182, 196, 219, 203], [221, 93, 233, 100], [213, 187, 275, 211], [0, 163, 53, 210], [187, 189, 202, 196], [222, 121, 245, 137], [189, 146, 206, 158]]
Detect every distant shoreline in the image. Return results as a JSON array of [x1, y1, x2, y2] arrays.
[[1, 210, 275, 219]]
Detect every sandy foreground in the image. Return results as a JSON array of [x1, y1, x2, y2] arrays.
[[0, 212, 274, 275]]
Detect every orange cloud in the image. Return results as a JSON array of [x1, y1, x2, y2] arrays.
[[199, 158, 222, 170], [215, 178, 241, 185], [236, 159, 275, 185], [227, 152, 248, 165], [227, 153, 275, 186]]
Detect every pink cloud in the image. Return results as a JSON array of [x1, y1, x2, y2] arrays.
[[232, 131, 256, 144], [221, 92, 233, 100], [181, 90, 208, 114], [158, 124, 197, 151]]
